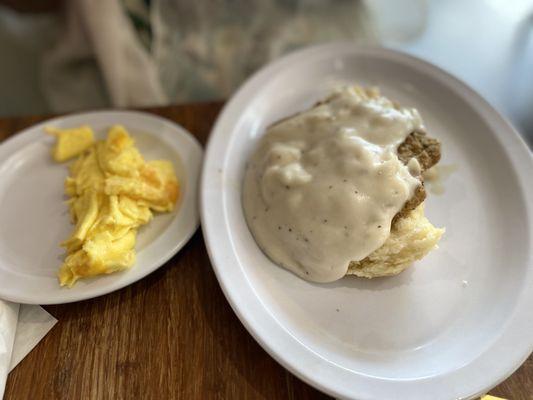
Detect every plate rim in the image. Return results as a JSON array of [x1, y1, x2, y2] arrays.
[[201, 43, 533, 399], [0, 109, 203, 305]]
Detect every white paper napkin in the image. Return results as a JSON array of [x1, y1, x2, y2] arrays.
[[0, 302, 18, 399], [0, 301, 57, 398]]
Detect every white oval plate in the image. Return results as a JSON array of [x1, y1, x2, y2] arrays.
[[0, 111, 202, 304], [201, 44, 533, 399]]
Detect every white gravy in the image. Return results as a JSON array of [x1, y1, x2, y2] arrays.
[[242, 87, 424, 282]]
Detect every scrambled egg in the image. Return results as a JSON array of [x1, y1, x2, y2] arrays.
[[46, 125, 95, 162], [51, 125, 179, 287]]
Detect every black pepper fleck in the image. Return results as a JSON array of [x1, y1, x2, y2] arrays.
[[378, 225, 382, 228], [328, 185, 333, 189], [323, 219, 328, 223], [285, 185, 290, 190], [289, 228, 292, 232]]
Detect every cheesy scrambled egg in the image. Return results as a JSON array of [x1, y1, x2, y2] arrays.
[[50, 125, 179, 287]]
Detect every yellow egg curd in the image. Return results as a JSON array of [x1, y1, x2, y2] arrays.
[[46, 125, 95, 162], [50, 125, 179, 287]]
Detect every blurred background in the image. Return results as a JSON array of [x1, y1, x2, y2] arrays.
[[0, 0, 532, 145]]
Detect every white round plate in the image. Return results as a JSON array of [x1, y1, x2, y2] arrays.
[[201, 44, 533, 399], [0, 110, 202, 304]]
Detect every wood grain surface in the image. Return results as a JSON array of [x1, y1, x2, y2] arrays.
[[2, 103, 532, 400]]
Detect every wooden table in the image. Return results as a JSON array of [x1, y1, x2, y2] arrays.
[[2, 103, 532, 399]]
